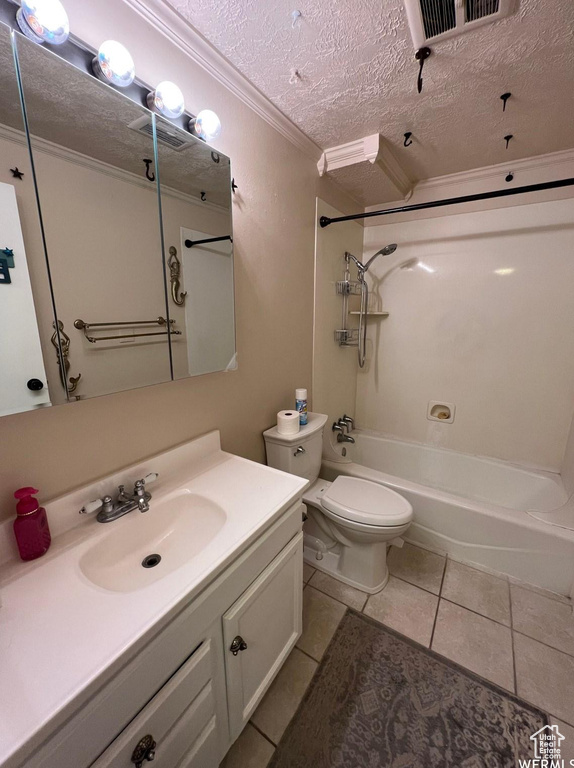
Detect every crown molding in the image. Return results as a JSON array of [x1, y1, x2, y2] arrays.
[[417, 147, 574, 193], [318, 133, 412, 198], [121, 0, 322, 162], [0, 123, 227, 215], [365, 146, 574, 214]]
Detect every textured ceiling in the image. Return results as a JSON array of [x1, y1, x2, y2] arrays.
[[165, 0, 574, 202]]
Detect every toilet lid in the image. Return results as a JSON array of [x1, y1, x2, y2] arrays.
[[320, 476, 412, 527]]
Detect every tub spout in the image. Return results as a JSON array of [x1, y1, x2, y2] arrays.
[[337, 433, 355, 444]]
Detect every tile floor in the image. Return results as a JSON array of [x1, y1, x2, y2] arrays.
[[220, 542, 574, 767]]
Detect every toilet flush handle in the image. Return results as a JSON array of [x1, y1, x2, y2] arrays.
[[294, 446, 306, 457]]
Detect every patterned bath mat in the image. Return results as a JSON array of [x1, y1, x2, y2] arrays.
[[269, 610, 547, 768]]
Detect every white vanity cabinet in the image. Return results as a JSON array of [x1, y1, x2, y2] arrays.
[[14, 502, 304, 768], [93, 530, 303, 768], [223, 533, 303, 739]]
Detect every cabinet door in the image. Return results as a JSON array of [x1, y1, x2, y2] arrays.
[[91, 629, 224, 768], [223, 533, 303, 739]]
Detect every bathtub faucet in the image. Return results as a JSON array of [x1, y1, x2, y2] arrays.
[[337, 432, 355, 444], [341, 414, 355, 430]]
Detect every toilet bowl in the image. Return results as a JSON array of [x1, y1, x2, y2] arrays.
[[263, 413, 413, 593]]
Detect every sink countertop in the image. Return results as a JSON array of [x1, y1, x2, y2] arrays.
[[0, 431, 307, 768]]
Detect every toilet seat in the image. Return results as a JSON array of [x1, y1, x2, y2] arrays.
[[320, 476, 412, 527]]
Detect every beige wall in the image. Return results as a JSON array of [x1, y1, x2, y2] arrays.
[[313, 199, 362, 459], [0, 0, 357, 520], [357, 198, 574, 471]]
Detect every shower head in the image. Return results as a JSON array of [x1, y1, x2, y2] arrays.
[[363, 243, 398, 272]]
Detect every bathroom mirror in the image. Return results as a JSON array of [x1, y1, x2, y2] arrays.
[[0, 24, 235, 417], [154, 116, 236, 378], [14, 31, 172, 405]]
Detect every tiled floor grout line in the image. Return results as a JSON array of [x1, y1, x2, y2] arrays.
[[429, 555, 448, 648], [512, 627, 574, 659], [248, 719, 277, 748], [508, 580, 518, 695], [306, 578, 368, 612], [439, 596, 511, 629], [295, 644, 323, 665]]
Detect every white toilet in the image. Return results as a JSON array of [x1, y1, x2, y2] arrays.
[[263, 412, 413, 593]]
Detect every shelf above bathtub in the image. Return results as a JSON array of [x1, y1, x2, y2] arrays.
[[348, 311, 389, 317]]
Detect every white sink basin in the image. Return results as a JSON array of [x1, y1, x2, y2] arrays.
[[79, 491, 227, 592]]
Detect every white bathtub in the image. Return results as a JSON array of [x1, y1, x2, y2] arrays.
[[322, 431, 574, 596]]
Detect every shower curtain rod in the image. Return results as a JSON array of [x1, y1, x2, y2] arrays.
[[319, 177, 574, 227]]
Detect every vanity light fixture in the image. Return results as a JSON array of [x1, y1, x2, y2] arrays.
[[16, 0, 70, 45], [147, 81, 185, 119], [189, 109, 221, 142], [92, 40, 135, 88]]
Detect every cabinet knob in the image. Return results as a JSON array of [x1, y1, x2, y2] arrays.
[[230, 635, 248, 655], [27, 378, 44, 391], [131, 734, 156, 767]]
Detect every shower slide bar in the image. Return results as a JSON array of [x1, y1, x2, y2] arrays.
[[319, 177, 574, 227]]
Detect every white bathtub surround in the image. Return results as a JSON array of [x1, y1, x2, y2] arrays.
[[358, 197, 574, 471], [0, 432, 307, 768], [322, 430, 574, 596]]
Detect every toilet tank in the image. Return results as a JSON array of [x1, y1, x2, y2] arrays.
[[263, 412, 328, 481]]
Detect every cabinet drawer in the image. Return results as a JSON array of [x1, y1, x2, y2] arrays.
[[92, 639, 219, 768], [223, 533, 303, 739]]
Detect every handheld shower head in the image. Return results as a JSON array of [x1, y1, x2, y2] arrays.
[[363, 243, 398, 272]]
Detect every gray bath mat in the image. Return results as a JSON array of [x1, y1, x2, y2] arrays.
[[269, 610, 547, 767]]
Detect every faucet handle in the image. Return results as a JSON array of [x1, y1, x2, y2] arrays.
[[79, 498, 104, 515], [332, 422, 343, 433], [79, 495, 113, 515], [342, 414, 355, 429], [143, 472, 159, 485]]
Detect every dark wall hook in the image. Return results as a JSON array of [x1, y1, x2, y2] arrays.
[[231, 178, 238, 193], [10, 167, 24, 180], [415, 47, 431, 94], [403, 132, 413, 147], [500, 92, 511, 112], [200, 191, 207, 202], [504, 134, 513, 149], [505, 172, 514, 183], [143, 159, 155, 182]]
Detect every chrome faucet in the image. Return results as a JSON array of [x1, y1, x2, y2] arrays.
[[336, 418, 350, 432], [337, 432, 355, 444], [79, 472, 158, 523], [332, 422, 344, 434], [342, 414, 355, 430]]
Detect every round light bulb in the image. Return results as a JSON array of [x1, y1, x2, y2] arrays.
[[92, 40, 135, 89], [17, 0, 70, 45], [190, 109, 221, 141], [147, 81, 185, 119]]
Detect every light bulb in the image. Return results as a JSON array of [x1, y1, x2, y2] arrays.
[[17, 0, 70, 45], [190, 109, 221, 141], [147, 81, 185, 119], [92, 40, 135, 89]]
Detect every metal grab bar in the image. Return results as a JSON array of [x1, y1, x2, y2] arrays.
[[74, 316, 181, 344]]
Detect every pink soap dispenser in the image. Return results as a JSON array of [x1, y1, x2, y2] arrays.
[[13, 487, 51, 561]]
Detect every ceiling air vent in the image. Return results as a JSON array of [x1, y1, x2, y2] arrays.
[[404, 0, 517, 49], [128, 115, 195, 151]]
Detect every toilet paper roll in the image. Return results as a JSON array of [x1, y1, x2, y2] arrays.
[[277, 410, 300, 435]]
